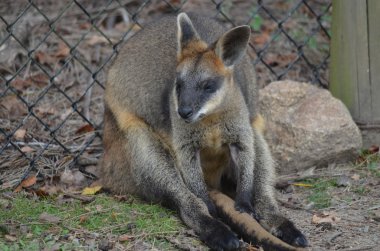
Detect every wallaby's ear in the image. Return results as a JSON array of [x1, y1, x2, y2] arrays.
[[215, 25, 251, 67], [177, 13, 200, 54]]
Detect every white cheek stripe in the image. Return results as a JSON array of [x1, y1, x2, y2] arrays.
[[172, 88, 179, 115], [193, 84, 227, 120]]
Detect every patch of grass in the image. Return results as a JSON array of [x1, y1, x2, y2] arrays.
[[301, 178, 337, 209], [353, 186, 370, 195], [356, 149, 380, 177], [0, 193, 184, 250]]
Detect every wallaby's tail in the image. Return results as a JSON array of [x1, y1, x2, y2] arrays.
[[209, 190, 306, 251]]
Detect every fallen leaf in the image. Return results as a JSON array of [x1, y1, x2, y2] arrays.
[[114, 195, 129, 202], [79, 215, 88, 223], [0, 95, 27, 118], [253, 32, 270, 46], [21, 176, 37, 188], [82, 185, 102, 195], [265, 53, 297, 68], [14, 175, 37, 192], [76, 124, 95, 135], [86, 35, 109, 46], [79, 22, 91, 30], [5, 234, 17, 242], [118, 234, 131, 242], [291, 183, 313, 187], [10, 73, 48, 93], [39, 184, 61, 196], [55, 42, 70, 58], [11, 78, 33, 91], [35, 106, 56, 117], [351, 174, 360, 181], [34, 188, 49, 197], [29, 73, 49, 88], [35, 51, 55, 65], [312, 211, 341, 225], [39, 212, 61, 224], [20, 146, 34, 153], [14, 129, 26, 140], [368, 145, 379, 154]]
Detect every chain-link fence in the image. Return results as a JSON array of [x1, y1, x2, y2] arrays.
[[0, 0, 332, 187]]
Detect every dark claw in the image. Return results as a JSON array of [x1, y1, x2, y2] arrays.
[[294, 235, 309, 247], [274, 220, 309, 247]]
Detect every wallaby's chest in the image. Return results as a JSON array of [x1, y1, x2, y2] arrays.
[[200, 125, 231, 189]]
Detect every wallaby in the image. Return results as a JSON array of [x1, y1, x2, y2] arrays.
[[100, 12, 308, 250]]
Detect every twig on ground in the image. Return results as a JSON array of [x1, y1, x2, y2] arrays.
[[77, 156, 99, 166], [276, 198, 305, 210], [125, 230, 180, 240], [367, 204, 380, 211], [339, 246, 376, 251], [63, 193, 95, 203], [164, 235, 194, 251], [66, 205, 117, 222], [327, 232, 342, 243]]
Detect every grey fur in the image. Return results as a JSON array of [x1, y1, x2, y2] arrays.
[[101, 12, 307, 250]]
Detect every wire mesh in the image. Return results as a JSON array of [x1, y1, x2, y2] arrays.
[[0, 0, 332, 186]]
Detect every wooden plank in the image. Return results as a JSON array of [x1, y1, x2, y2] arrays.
[[368, 0, 380, 122], [355, 0, 372, 122], [330, 0, 362, 119]]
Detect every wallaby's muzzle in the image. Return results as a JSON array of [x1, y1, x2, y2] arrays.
[[178, 106, 193, 120]]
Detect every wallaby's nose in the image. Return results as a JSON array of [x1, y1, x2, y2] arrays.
[[178, 107, 193, 119]]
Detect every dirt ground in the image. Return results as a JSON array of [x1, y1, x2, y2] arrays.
[[1, 161, 379, 251], [279, 164, 380, 251]]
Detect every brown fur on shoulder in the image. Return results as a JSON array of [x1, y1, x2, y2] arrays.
[[252, 114, 265, 134]]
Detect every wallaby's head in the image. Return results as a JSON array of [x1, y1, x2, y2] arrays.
[[173, 13, 251, 123]]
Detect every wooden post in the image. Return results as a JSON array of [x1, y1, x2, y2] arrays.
[[330, 0, 380, 146]]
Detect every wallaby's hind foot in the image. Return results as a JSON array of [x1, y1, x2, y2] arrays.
[[264, 215, 309, 248]]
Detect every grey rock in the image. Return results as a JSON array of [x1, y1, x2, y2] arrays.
[[336, 175, 351, 187], [259, 80, 362, 173]]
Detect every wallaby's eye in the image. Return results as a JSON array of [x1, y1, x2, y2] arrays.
[[175, 80, 183, 94], [203, 80, 217, 93]]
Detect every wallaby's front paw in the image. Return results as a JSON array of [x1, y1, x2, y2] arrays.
[[234, 200, 259, 220], [200, 221, 241, 251], [273, 219, 309, 247]]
